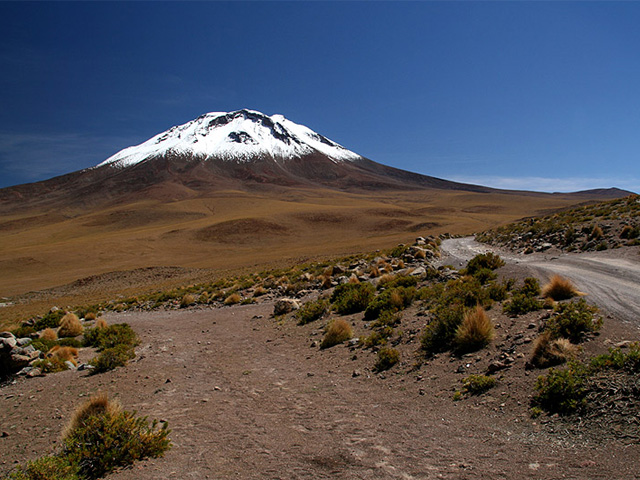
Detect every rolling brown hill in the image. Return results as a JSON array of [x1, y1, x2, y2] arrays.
[[0, 109, 630, 324]]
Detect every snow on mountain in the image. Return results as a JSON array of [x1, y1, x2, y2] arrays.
[[98, 109, 362, 168]]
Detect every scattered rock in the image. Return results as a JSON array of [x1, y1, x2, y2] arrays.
[[273, 298, 301, 316]]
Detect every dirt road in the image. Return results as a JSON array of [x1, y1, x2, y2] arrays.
[[440, 237, 640, 325]]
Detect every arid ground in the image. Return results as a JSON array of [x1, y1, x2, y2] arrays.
[[1, 240, 639, 479]]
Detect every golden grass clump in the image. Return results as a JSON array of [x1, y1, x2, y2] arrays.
[[529, 331, 579, 369], [253, 286, 267, 297], [454, 306, 494, 353], [62, 393, 121, 440], [224, 293, 241, 305], [58, 312, 84, 338], [84, 312, 97, 321], [348, 274, 360, 284], [95, 317, 108, 329], [180, 293, 196, 308], [389, 290, 404, 309], [414, 249, 427, 260], [369, 266, 381, 278], [320, 319, 353, 349], [47, 345, 79, 365], [40, 328, 58, 341], [378, 273, 395, 285], [320, 275, 333, 289], [542, 275, 581, 301]]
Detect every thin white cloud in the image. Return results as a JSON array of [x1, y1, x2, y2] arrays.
[[447, 175, 639, 195]]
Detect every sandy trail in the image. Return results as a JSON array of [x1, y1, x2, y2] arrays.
[[440, 237, 640, 326]]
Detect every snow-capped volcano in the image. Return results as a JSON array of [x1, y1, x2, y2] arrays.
[[98, 109, 362, 168]]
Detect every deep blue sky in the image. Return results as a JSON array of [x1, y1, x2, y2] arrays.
[[1, 2, 639, 193]]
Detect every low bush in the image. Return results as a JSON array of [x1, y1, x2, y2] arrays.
[[465, 252, 505, 275], [472, 267, 497, 285], [487, 281, 509, 301], [90, 344, 135, 373], [296, 298, 328, 325], [364, 286, 415, 320], [32, 357, 69, 374], [377, 274, 418, 290], [529, 332, 578, 369], [6, 455, 79, 480], [461, 374, 496, 396], [62, 395, 170, 479], [33, 310, 65, 331], [454, 306, 494, 354], [10, 326, 35, 338], [331, 283, 375, 315], [542, 275, 580, 301], [533, 363, 588, 415], [503, 294, 543, 316], [375, 347, 400, 371], [518, 277, 541, 297], [58, 313, 83, 338], [421, 303, 466, 355], [620, 225, 640, 239], [361, 326, 394, 348], [47, 346, 79, 366], [544, 299, 601, 343], [320, 319, 353, 349], [40, 328, 58, 341], [224, 293, 241, 305], [180, 293, 196, 308]]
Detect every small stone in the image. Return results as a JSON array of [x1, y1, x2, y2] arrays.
[[1, 431, 8, 438], [352, 370, 361, 377]]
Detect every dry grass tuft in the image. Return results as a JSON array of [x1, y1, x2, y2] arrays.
[[95, 318, 108, 329], [348, 274, 360, 284], [40, 328, 58, 341], [253, 286, 266, 297], [224, 293, 241, 305], [47, 345, 79, 365], [58, 313, 84, 338], [320, 275, 333, 289], [454, 306, 494, 354], [62, 393, 121, 440], [369, 266, 381, 278], [180, 293, 196, 308], [529, 332, 579, 368], [378, 273, 395, 285], [84, 312, 97, 321], [320, 319, 353, 349], [395, 260, 405, 269], [414, 249, 427, 260], [542, 275, 581, 301]]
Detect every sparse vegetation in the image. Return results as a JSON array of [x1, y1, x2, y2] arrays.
[[224, 293, 242, 305], [375, 347, 400, 371], [542, 275, 580, 301], [84, 323, 140, 373], [331, 283, 375, 315], [454, 306, 494, 354], [544, 299, 601, 343], [460, 374, 496, 396], [465, 252, 505, 275], [58, 313, 83, 338], [296, 298, 328, 325], [320, 319, 353, 349], [529, 332, 579, 369]]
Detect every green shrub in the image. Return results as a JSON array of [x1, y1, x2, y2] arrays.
[[545, 299, 601, 343], [63, 404, 170, 479], [375, 347, 400, 371], [296, 298, 329, 325], [31, 357, 69, 374], [364, 286, 415, 320], [84, 323, 140, 350], [472, 268, 497, 285], [90, 344, 135, 373], [331, 283, 375, 315], [487, 281, 508, 301], [589, 343, 640, 373], [361, 326, 394, 348], [503, 293, 543, 316], [421, 303, 466, 355], [518, 277, 541, 297], [461, 374, 496, 396], [465, 252, 505, 275], [533, 363, 588, 415], [620, 225, 640, 239], [6, 455, 79, 480], [33, 310, 65, 331], [10, 326, 36, 338]]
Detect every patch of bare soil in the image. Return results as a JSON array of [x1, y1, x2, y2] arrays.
[[2, 293, 640, 479]]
